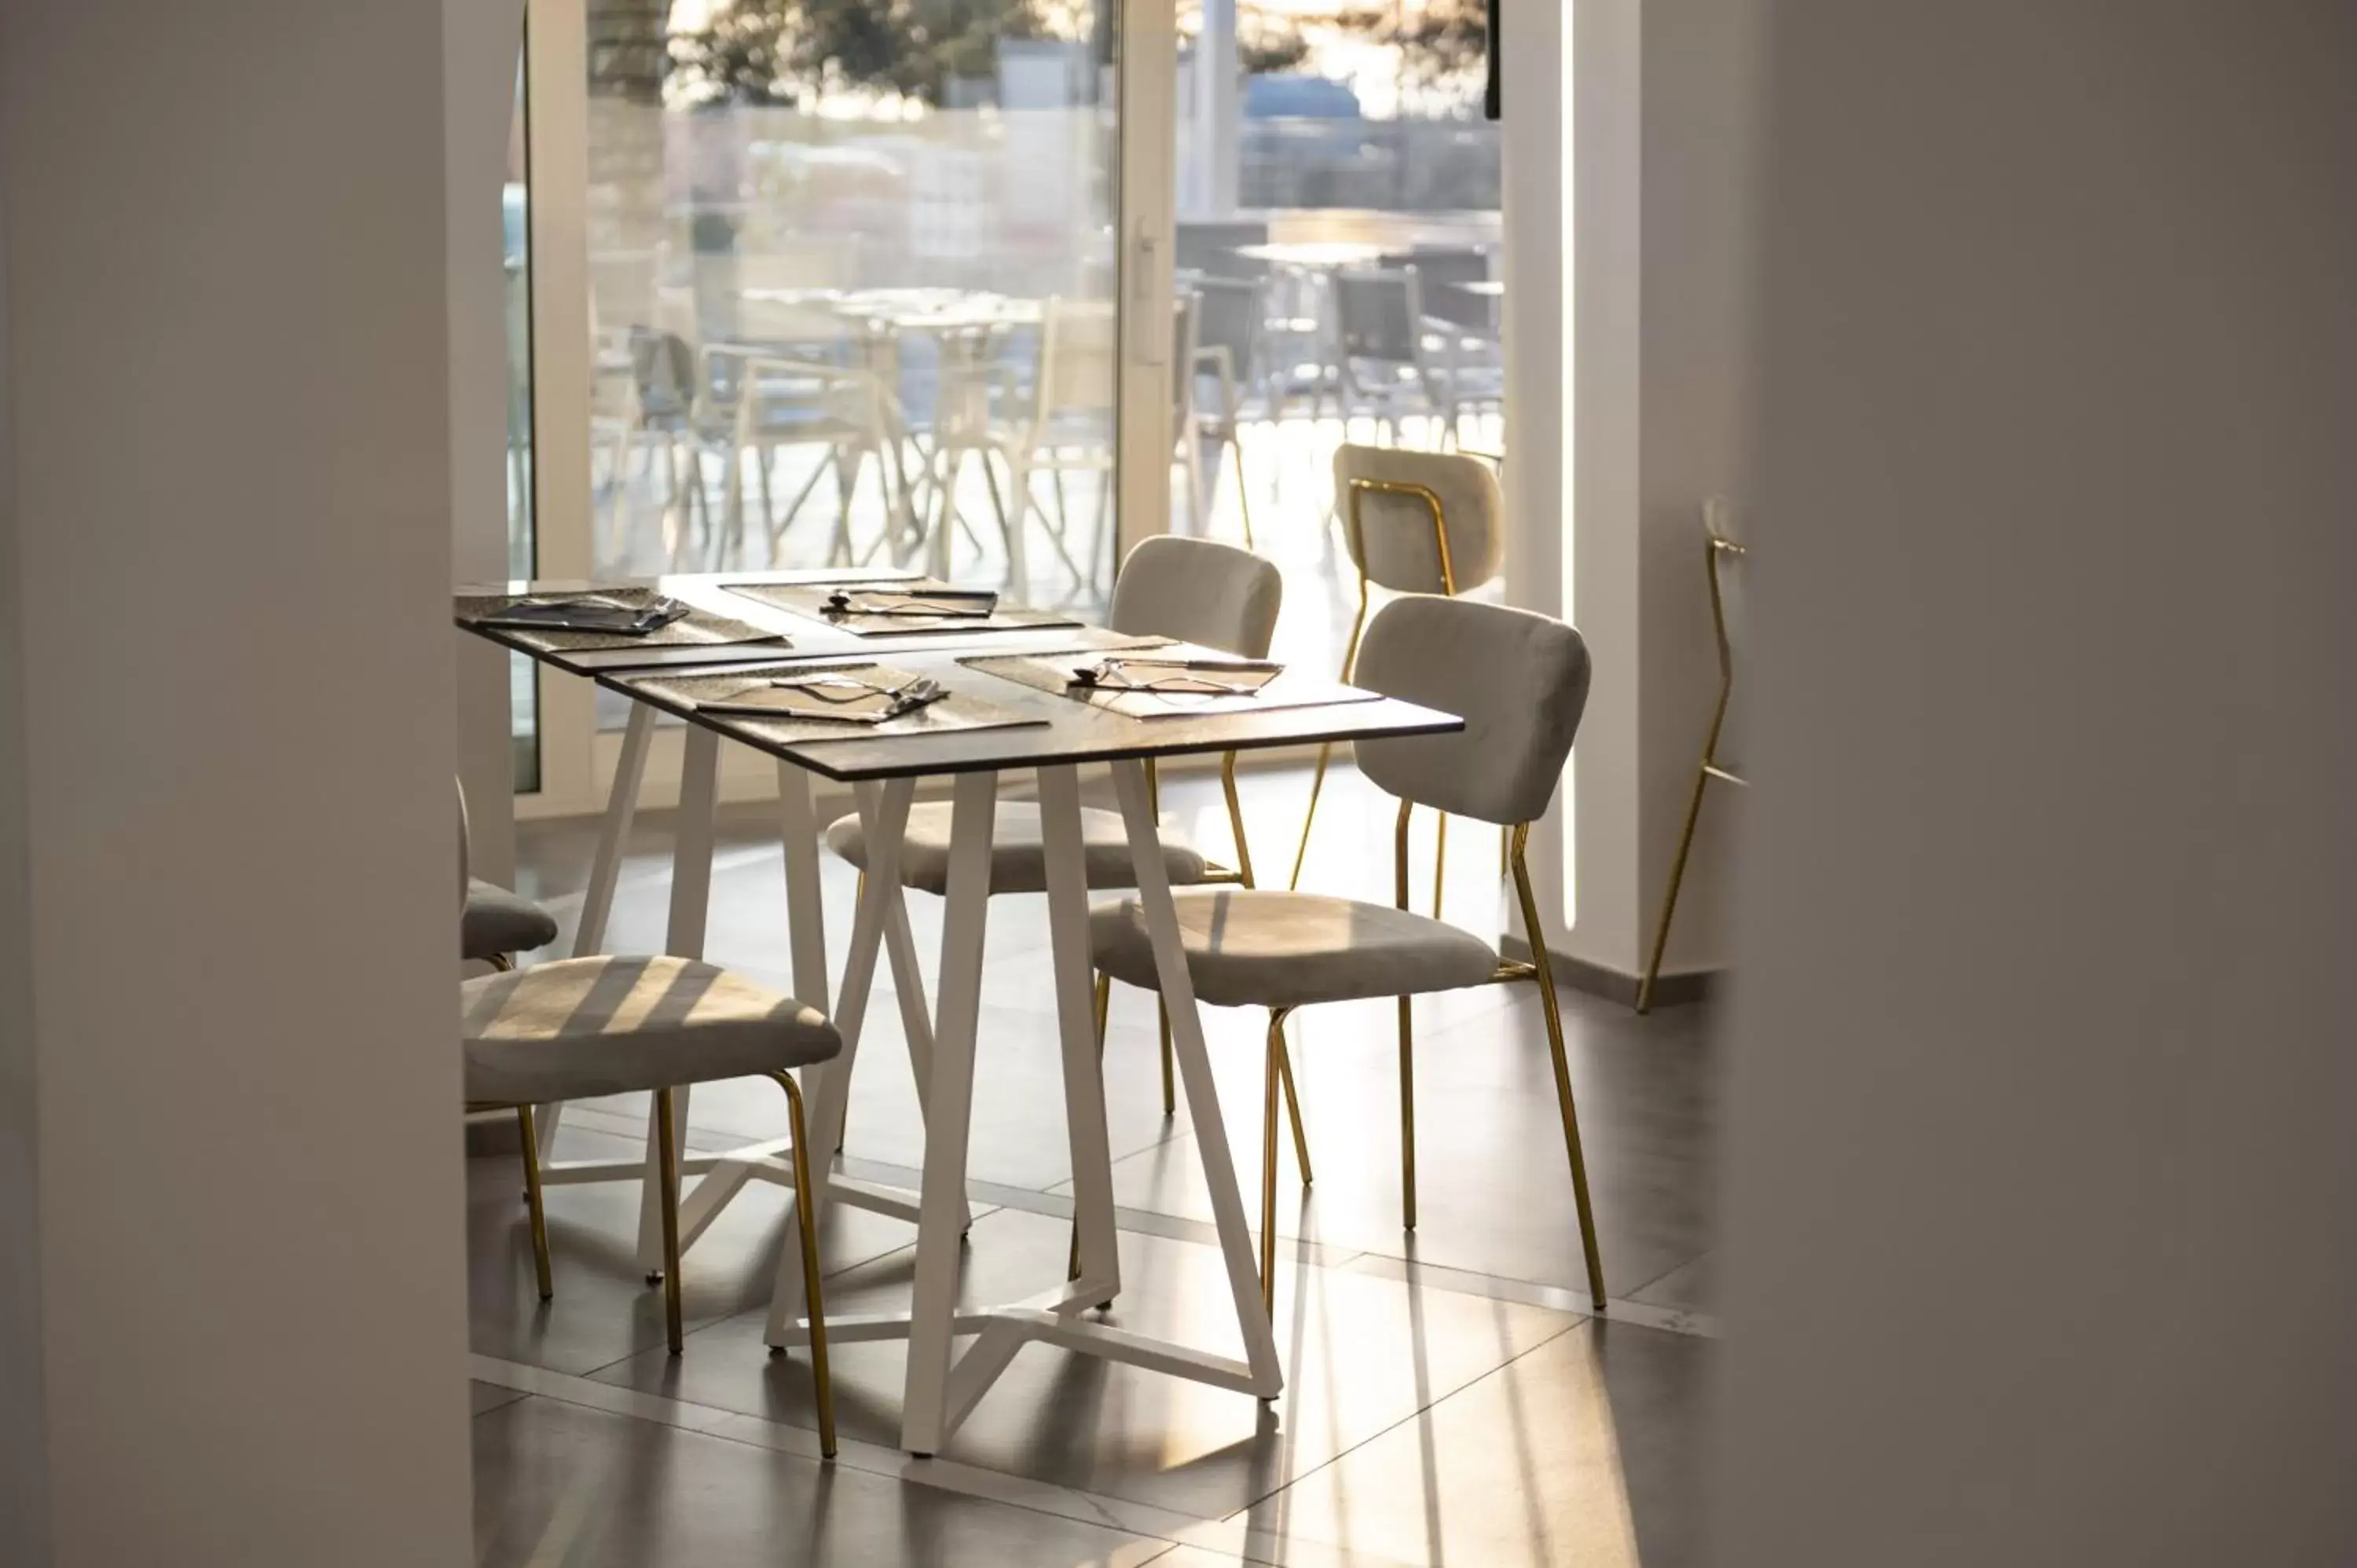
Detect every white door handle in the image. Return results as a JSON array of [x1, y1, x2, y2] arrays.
[[1130, 227, 1168, 366]]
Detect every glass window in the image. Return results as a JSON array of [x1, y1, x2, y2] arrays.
[[1175, 0, 1502, 676], [581, 0, 1124, 698]]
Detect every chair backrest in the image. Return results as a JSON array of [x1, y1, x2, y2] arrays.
[[1176, 219, 1272, 280], [1032, 298, 1119, 427], [1109, 536, 1283, 658], [1189, 276, 1264, 370], [1703, 496, 1747, 775], [1332, 443, 1505, 594], [630, 327, 697, 419], [1333, 268, 1419, 365], [1352, 597, 1591, 827], [1402, 245, 1494, 332]]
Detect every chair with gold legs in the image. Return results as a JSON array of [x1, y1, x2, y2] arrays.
[[824, 535, 1310, 1180], [1288, 444, 1508, 917], [1637, 498, 1747, 1014], [456, 795, 841, 1458], [1092, 595, 1607, 1312], [461, 879, 558, 973]]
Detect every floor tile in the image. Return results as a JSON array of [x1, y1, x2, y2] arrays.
[[587, 1206, 1580, 1523], [472, 1379, 529, 1416], [467, 1123, 921, 1376], [486, 759, 1718, 1566], [1237, 1319, 1712, 1568], [1630, 1251, 1716, 1316], [1076, 992, 1717, 1300], [472, 1394, 1171, 1567]]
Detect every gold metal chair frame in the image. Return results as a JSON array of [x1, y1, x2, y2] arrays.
[[486, 1070, 838, 1459], [1288, 475, 1509, 914], [1636, 531, 1749, 1014], [1065, 755, 1313, 1291], [1215, 815, 1607, 1316]]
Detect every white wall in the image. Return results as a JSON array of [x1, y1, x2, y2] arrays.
[[1507, 0, 1760, 986], [1634, 0, 1761, 977], [1716, 4, 2357, 1563], [0, 3, 475, 1563]]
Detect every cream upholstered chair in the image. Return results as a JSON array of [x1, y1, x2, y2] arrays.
[[456, 794, 842, 1458], [1637, 496, 1749, 1013], [1091, 595, 1607, 1313], [462, 881, 558, 971], [823, 534, 1310, 1152], [1290, 444, 1508, 908]]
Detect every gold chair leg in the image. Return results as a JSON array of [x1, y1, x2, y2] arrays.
[[1431, 811, 1449, 921], [1512, 835, 1607, 1309], [772, 1071, 837, 1460], [517, 1105, 553, 1301], [1259, 1009, 1288, 1317], [1637, 765, 1713, 1015], [653, 1086, 685, 1353], [1231, 435, 1256, 551], [1274, 1032, 1312, 1186], [1287, 587, 1368, 891], [1286, 742, 1335, 892], [1157, 1002, 1175, 1117], [1397, 997, 1417, 1229], [1219, 752, 1256, 888]]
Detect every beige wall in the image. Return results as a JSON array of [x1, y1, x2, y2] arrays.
[[1520, 0, 1761, 984], [0, 161, 55, 1560], [1717, 3, 2357, 1563], [1636, 0, 1762, 977], [0, 2, 474, 1562]]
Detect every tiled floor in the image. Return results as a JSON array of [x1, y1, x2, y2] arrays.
[[473, 762, 1716, 1566]]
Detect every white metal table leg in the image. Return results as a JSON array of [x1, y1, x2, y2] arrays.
[[1109, 760, 1284, 1395], [574, 699, 654, 959], [800, 782, 941, 1191], [774, 759, 831, 1014], [900, 769, 999, 1454], [1037, 764, 1121, 1304], [637, 723, 722, 1274], [802, 779, 915, 1172]]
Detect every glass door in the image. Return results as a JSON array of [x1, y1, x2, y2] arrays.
[[519, 0, 1176, 815], [1172, 0, 1503, 679]]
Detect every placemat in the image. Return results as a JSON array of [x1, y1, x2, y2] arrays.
[[963, 643, 1388, 721], [724, 577, 1087, 637], [630, 662, 1047, 747], [455, 587, 789, 655]]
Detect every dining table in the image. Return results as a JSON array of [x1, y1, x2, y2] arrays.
[[456, 571, 1465, 1456]]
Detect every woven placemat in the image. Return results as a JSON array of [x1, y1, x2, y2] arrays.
[[962, 643, 1385, 720], [629, 662, 1047, 746], [725, 577, 1087, 638], [455, 587, 788, 655]]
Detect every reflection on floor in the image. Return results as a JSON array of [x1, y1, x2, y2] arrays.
[[475, 761, 1714, 1566]]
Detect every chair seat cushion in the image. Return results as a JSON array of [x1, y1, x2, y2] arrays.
[[461, 956, 840, 1105], [1087, 890, 1501, 1010], [823, 803, 1212, 896], [463, 878, 559, 962]]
